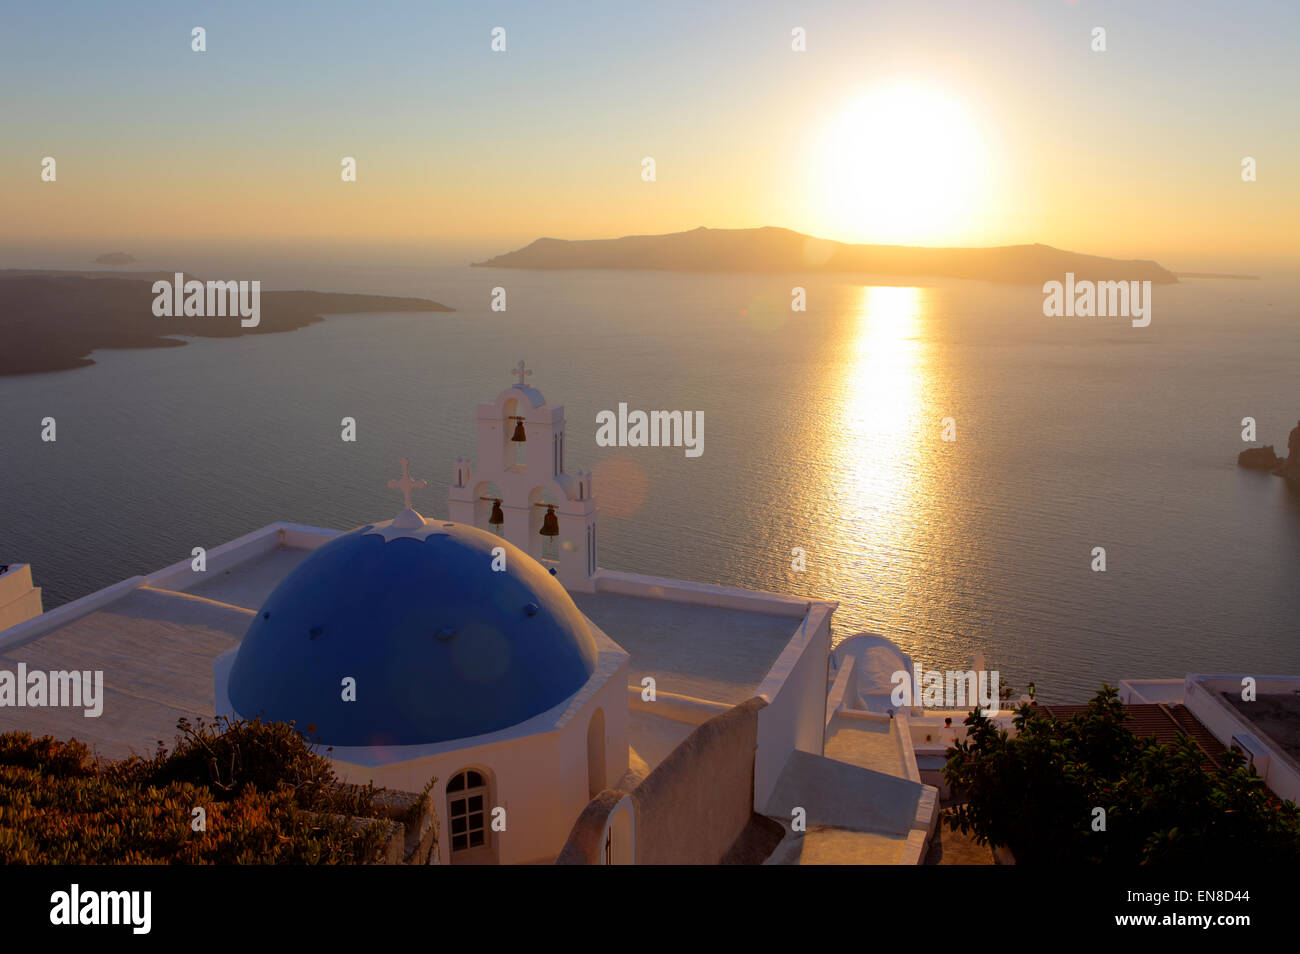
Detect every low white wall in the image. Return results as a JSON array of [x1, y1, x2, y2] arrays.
[[1184, 676, 1300, 803], [627, 685, 731, 725], [891, 709, 924, 785], [0, 564, 33, 605], [825, 654, 857, 729], [1, 522, 342, 649], [835, 707, 892, 725], [754, 601, 833, 810], [0, 565, 42, 633], [1118, 679, 1186, 705], [279, 524, 343, 550], [0, 575, 145, 651], [144, 522, 339, 592], [905, 708, 1015, 743], [899, 786, 940, 865], [593, 569, 811, 617], [0, 588, 42, 633]]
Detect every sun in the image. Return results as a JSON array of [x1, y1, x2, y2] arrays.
[[813, 82, 991, 246]]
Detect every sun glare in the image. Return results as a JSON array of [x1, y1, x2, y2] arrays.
[[814, 82, 990, 246]]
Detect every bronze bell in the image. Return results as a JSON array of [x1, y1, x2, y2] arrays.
[[510, 418, 526, 442], [539, 505, 559, 536], [488, 498, 504, 525]]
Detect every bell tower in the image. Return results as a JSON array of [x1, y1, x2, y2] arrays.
[[448, 363, 599, 592]]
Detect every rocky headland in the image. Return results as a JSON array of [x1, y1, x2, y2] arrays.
[[0, 271, 453, 376], [1237, 421, 1300, 484]]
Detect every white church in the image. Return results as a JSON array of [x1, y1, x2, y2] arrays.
[[0, 367, 946, 865]]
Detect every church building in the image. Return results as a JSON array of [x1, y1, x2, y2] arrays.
[[0, 367, 942, 864]]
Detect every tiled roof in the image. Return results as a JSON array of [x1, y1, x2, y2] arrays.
[[1038, 703, 1228, 770]]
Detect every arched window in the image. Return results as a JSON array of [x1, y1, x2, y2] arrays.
[[447, 769, 490, 858]]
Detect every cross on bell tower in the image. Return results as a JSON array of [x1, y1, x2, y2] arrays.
[[511, 360, 532, 387], [446, 371, 600, 591]]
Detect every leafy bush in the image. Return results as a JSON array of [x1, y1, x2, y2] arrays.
[[942, 686, 1300, 864], [0, 719, 396, 864], [136, 717, 379, 817]]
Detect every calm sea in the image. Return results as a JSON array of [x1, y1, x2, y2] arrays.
[[2, 263, 1298, 702]]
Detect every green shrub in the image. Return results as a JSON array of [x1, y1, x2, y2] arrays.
[[942, 686, 1300, 864]]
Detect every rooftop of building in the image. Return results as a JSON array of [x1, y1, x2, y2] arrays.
[[0, 585, 247, 759], [183, 546, 313, 612], [0, 519, 829, 759], [571, 590, 804, 705], [1037, 702, 1228, 769], [1119, 675, 1300, 803], [1219, 692, 1300, 768]]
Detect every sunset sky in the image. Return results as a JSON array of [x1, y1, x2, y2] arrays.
[[3, 0, 1297, 270]]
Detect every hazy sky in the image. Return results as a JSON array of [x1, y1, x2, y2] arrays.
[[3, 0, 1296, 269]]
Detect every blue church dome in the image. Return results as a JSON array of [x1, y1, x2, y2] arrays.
[[226, 519, 598, 747]]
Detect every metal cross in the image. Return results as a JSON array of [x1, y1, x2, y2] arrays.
[[511, 360, 532, 387], [387, 457, 427, 511]]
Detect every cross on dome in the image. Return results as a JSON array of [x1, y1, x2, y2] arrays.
[[511, 360, 533, 387], [387, 457, 427, 512]]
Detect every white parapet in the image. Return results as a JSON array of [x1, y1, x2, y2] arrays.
[[1183, 674, 1300, 803], [1117, 678, 1186, 705], [0, 564, 43, 634]]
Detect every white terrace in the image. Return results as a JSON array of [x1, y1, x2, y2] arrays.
[[0, 521, 824, 789]]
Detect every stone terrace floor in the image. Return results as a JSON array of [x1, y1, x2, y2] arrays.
[[182, 547, 314, 611], [570, 591, 801, 704]]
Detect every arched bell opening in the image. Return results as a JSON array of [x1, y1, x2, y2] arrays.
[[474, 481, 505, 536], [528, 486, 561, 563], [503, 397, 526, 471]]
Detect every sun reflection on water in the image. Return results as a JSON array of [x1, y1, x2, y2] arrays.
[[825, 285, 941, 644], [837, 286, 927, 498]]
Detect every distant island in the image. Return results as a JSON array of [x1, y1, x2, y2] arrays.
[[474, 226, 1179, 285], [1174, 271, 1260, 280], [93, 252, 138, 266], [0, 271, 452, 376]]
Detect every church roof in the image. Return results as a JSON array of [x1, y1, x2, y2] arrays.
[[510, 384, 546, 408], [226, 519, 598, 747]]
